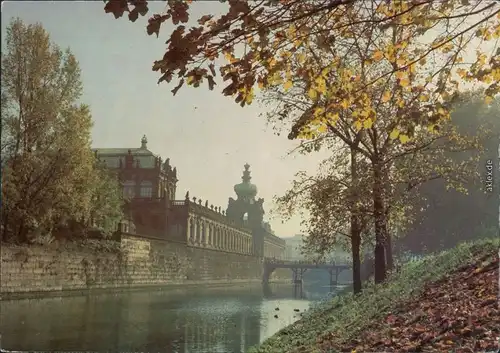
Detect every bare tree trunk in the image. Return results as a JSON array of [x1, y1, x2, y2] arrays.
[[384, 224, 394, 271], [351, 223, 362, 293], [373, 159, 387, 283], [350, 148, 362, 294]]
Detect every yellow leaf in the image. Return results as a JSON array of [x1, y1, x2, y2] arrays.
[[297, 52, 306, 64], [372, 50, 384, 62], [363, 118, 373, 129], [268, 72, 283, 86], [493, 69, 500, 81], [419, 94, 429, 102], [224, 52, 234, 62], [283, 80, 293, 91], [396, 58, 406, 67], [317, 124, 328, 133], [245, 88, 254, 104], [389, 129, 400, 140], [308, 88, 318, 100], [354, 120, 362, 131], [314, 107, 325, 117], [381, 91, 391, 103], [340, 99, 349, 109], [400, 78, 410, 87], [438, 107, 446, 115], [395, 71, 405, 79], [314, 76, 327, 94], [485, 95, 493, 105], [441, 43, 454, 53], [187, 76, 195, 85], [258, 81, 265, 89], [326, 112, 339, 122], [399, 134, 410, 144], [456, 68, 467, 78]]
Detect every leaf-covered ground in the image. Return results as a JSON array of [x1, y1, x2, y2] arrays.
[[249, 237, 499, 353]]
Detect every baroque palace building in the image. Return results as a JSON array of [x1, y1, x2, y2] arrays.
[[93, 135, 285, 259]]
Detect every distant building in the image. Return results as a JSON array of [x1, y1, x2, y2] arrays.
[[283, 233, 351, 264], [93, 136, 285, 259], [284, 234, 305, 260]]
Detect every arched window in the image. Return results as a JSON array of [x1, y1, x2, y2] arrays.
[[140, 180, 153, 198], [123, 180, 135, 199]]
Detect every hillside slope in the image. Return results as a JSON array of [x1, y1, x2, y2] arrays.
[[250, 238, 499, 353]]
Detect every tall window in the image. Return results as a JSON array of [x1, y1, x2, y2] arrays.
[[123, 180, 135, 199], [140, 180, 153, 198]]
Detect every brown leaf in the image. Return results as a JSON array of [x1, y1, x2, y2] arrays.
[[158, 72, 173, 84], [128, 9, 139, 22], [207, 75, 216, 91], [146, 14, 170, 37], [208, 63, 216, 77], [171, 79, 184, 96], [104, 0, 129, 19], [197, 14, 213, 25]]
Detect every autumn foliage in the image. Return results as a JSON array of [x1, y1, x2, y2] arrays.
[[105, 0, 499, 135]]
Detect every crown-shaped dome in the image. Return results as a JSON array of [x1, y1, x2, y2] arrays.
[[234, 163, 257, 199]]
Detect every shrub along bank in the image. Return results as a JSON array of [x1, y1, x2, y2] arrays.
[[249, 237, 499, 353]]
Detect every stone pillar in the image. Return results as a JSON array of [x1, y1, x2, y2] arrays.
[[201, 220, 206, 247], [207, 222, 212, 247], [196, 218, 201, 245], [191, 217, 197, 245], [205, 221, 210, 247], [186, 215, 191, 243]]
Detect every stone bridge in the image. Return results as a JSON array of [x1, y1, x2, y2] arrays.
[[262, 259, 351, 287]]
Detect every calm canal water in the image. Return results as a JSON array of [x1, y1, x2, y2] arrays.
[[0, 282, 348, 353]]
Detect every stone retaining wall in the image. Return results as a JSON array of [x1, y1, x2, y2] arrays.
[[1, 234, 289, 298]]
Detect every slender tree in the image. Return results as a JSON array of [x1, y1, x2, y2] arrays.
[[1, 19, 124, 243]]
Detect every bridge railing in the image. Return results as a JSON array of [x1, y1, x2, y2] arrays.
[[263, 258, 350, 266]]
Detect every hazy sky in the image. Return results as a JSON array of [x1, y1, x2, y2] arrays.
[[1, 1, 327, 238]]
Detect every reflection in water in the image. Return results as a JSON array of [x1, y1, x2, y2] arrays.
[[1, 280, 347, 352]]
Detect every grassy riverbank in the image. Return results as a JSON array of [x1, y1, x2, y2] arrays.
[[249, 237, 499, 353]]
